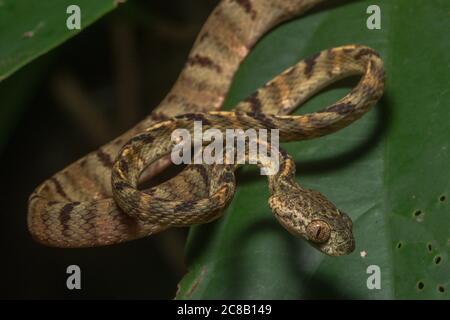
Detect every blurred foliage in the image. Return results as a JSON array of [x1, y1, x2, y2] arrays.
[[0, 57, 50, 151], [0, 0, 116, 81], [0, 0, 117, 150]]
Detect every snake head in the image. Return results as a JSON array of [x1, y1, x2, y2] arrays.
[[268, 188, 355, 256]]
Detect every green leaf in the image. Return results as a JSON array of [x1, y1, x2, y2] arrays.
[[177, 0, 450, 299], [0, 0, 118, 82]]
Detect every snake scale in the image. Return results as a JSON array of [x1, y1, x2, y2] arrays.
[[27, 0, 384, 256]]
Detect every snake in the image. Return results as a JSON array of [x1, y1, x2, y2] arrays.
[[27, 0, 385, 256]]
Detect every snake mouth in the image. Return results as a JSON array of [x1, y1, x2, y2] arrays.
[[318, 243, 354, 256], [331, 238, 355, 256]]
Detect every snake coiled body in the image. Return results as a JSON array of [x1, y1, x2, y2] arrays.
[[27, 0, 385, 255]]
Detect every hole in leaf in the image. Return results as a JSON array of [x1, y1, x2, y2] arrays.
[[413, 210, 424, 222], [427, 243, 433, 252], [437, 285, 445, 293], [434, 255, 442, 265], [439, 195, 447, 202], [396, 242, 402, 249], [417, 281, 425, 290]]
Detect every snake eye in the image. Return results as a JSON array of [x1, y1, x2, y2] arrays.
[[306, 220, 331, 243]]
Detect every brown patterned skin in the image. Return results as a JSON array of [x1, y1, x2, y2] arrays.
[[111, 45, 384, 256], [27, 0, 385, 255]]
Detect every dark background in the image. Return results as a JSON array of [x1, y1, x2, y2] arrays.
[[0, 0, 217, 299]]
